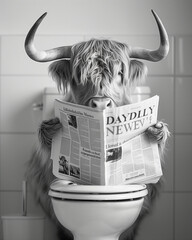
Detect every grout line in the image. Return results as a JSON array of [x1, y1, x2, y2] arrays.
[[0, 74, 49, 77], [1, 189, 191, 193], [2, 132, 190, 135], [0, 190, 27, 192], [172, 35, 176, 240], [0, 132, 36, 135], [162, 190, 192, 193], [1, 74, 192, 78], [174, 132, 192, 135]]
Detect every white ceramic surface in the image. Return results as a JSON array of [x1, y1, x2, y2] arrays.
[[49, 180, 147, 240], [1, 216, 45, 240], [51, 197, 144, 240]]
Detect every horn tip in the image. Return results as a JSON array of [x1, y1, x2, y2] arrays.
[[35, 12, 47, 23], [151, 9, 157, 17], [40, 12, 47, 20]]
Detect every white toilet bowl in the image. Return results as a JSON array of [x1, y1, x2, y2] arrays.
[[49, 180, 148, 240]]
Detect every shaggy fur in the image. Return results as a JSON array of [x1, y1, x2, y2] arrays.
[[26, 39, 169, 240]]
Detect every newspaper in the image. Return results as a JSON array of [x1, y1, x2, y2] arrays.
[[51, 95, 162, 185]]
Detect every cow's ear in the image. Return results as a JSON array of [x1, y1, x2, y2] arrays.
[[129, 60, 148, 84], [49, 60, 71, 93]]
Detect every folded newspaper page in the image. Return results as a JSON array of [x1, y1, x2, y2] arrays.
[[51, 95, 162, 185]]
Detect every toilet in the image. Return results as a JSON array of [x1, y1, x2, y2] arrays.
[[49, 180, 148, 240], [32, 86, 150, 240]]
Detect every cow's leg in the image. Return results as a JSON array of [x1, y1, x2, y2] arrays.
[[145, 121, 170, 152], [38, 117, 62, 150]]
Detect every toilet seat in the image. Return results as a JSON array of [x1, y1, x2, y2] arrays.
[[49, 180, 148, 201]]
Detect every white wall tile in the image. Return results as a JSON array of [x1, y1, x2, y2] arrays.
[[162, 136, 174, 192], [0, 191, 59, 240], [0, 191, 48, 240], [1, 35, 84, 75], [0, 192, 23, 216], [26, 192, 59, 240], [175, 135, 192, 191], [44, 218, 60, 240], [0, 192, 23, 240], [85, 35, 174, 75], [26, 192, 45, 216], [1, 1, 192, 35], [0, 134, 35, 190], [175, 77, 192, 133], [0, 76, 56, 133], [175, 193, 192, 240], [0, 191, 44, 216], [0, 192, 35, 240], [0, 220, 2, 240], [176, 36, 192, 75], [27, 191, 60, 240], [133, 193, 173, 240], [1, 36, 48, 75]]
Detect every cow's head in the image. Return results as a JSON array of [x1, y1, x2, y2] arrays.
[[25, 10, 169, 110]]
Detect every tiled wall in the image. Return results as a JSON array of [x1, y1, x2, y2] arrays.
[[0, 34, 192, 240]]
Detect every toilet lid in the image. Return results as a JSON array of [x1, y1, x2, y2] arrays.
[[49, 180, 148, 201]]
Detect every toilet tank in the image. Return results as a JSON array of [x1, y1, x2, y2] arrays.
[[32, 86, 151, 131], [32, 87, 62, 131], [131, 86, 151, 102], [42, 87, 63, 120]]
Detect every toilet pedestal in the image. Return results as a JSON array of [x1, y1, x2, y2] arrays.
[[51, 196, 144, 240]]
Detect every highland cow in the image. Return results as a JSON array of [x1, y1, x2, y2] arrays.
[[25, 10, 169, 240]]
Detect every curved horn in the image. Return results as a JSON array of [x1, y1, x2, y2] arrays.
[[25, 12, 72, 62], [129, 10, 169, 62]]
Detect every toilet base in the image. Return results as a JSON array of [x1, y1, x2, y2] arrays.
[[52, 199, 144, 240], [74, 234, 119, 240], [49, 181, 147, 240], [70, 220, 121, 240]]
